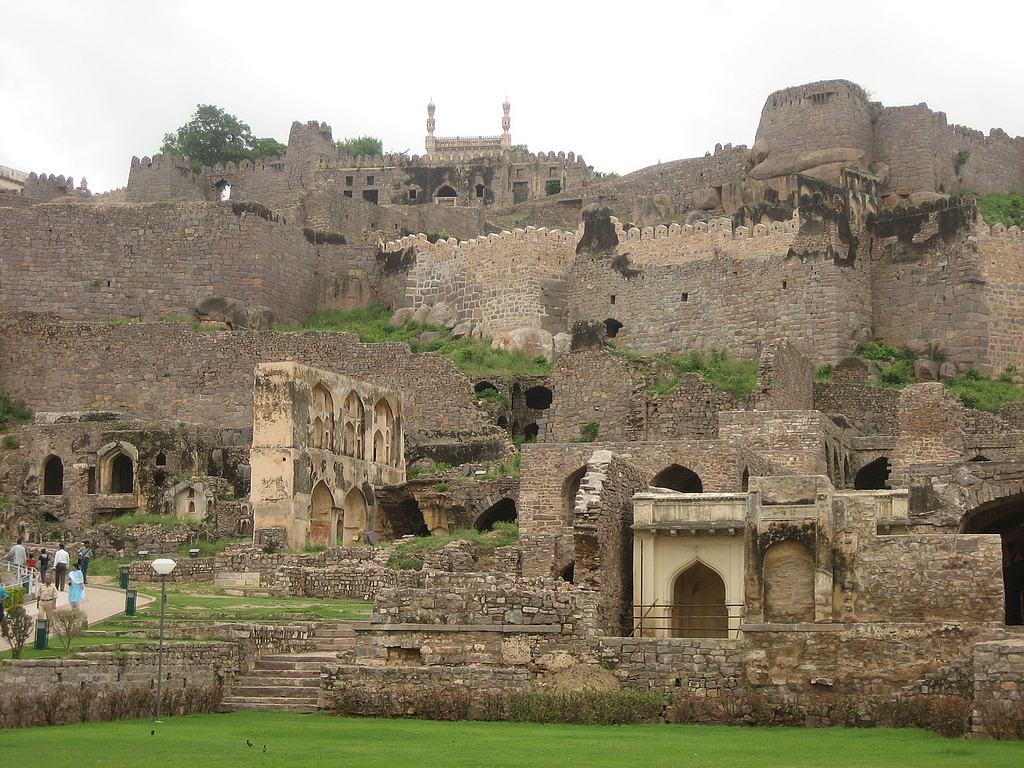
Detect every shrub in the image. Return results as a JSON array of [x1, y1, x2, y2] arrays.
[[571, 421, 599, 443], [2, 605, 33, 659], [641, 348, 758, 400], [107, 513, 187, 529], [877, 361, 912, 389], [505, 689, 664, 725], [814, 364, 833, 383], [474, 387, 509, 410], [945, 370, 1024, 412], [953, 149, 970, 176], [855, 342, 914, 365], [386, 524, 520, 571], [975, 191, 1024, 230], [0, 393, 31, 431], [978, 698, 1024, 740], [330, 684, 472, 721], [52, 607, 87, 655]]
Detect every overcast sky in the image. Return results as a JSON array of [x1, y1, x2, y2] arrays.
[[3, 1, 1023, 193]]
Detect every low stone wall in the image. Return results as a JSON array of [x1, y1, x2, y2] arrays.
[[595, 636, 743, 696], [971, 639, 1024, 738]]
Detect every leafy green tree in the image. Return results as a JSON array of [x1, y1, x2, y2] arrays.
[[336, 136, 383, 156], [160, 104, 285, 171]]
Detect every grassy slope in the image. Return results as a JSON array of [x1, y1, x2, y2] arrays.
[[0, 712, 1020, 767]]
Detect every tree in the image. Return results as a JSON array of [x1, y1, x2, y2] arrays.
[[1, 587, 32, 659], [159, 104, 285, 172], [52, 607, 86, 656], [336, 136, 383, 156]]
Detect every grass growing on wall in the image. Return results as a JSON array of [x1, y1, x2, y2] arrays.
[[945, 368, 1024, 412], [630, 348, 758, 400], [0, 393, 31, 432], [105, 513, 190, 529], [277, 305, 551, 377], [975, 191, 1024, 230], [387, 522, 519, 571]]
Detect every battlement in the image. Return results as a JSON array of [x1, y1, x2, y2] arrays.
[[384, 224, 581, 255], [761, 79, 870, 112], [323, 149, 587, 170]]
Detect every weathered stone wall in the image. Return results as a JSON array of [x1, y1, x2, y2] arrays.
[[977, 223, 1024, 374], [538, 351, 638, 443], [814, 376, 900, 435], [0, 314, 487, 438], [971, 639, 1024, 738], [573, 452, 647, 636], [568, 215, 868, 364], [0, 201, 365, 324], [385, 227, 576, 336], [752, 341, 814, 411], [891, 384, 967, 485], [869, 203, 989, 370], [718, 411, 831, 475], [755, 80, 875, 161]]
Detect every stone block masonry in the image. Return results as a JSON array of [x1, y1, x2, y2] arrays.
[[0, 313, 488, 438], [0, 201, 371, 324]]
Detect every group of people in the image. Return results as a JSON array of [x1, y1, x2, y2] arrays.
[[4, 538, 94, 623]]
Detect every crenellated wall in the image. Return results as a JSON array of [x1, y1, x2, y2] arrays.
[[385, 226, 578, 335], [755, 80, 875, 159]]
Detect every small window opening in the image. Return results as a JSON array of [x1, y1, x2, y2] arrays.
[[782, 280, 787, 289], [343, 190, 353, 198], [345, 176, 353, 186], [681, 292, 688, 302], [155, 452, 167, 466], [215, 179, 231, 201], [366, 175, 374, 185], [475, 184, 485, 198], [409, 189, 417, 200], [610, 295, 616, 305]]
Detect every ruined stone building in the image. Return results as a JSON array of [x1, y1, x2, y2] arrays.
[[1, 78, 1023, 732]]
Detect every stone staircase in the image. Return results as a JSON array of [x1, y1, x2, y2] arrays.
[[220, 622, 363, 713]]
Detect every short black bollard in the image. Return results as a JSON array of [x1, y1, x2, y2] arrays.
[[118, 564, 131, 590], [34, 617, 49, 650], [125, 588, 137, 616]]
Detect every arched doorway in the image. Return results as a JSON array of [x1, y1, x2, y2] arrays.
[[763, 541, 815, 622], [434, 184, 458, 205], [963, 493, 1024, 625], [110, 453, 134, 493], [42, 455, 63, 496], [475, 498, 517, 531], [651, 464, 703, 493], [563, 466, 588, 523], [604, 318, 623, 338], [308, 482, 335, 547], [341, 487, 367, 546], [854, 457, 891, 490], [741, 467, 750, 492], [671, 561, 728, 638], [524, 386, 553, 410]]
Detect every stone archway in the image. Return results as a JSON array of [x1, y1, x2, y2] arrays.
[[563, 466, 588, 524], [651, 464, 703, 493], [671, 561, 728, 638], [963, 492, 1024, 625], [341, 487, 368, 546], [42, 455, 63, 496], [308, 481, 335, 547], [474, 497, 517, 532], [854, 457, 891, 490]]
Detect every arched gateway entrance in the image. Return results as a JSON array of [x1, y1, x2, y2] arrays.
[[963, 493, 1024, 625]]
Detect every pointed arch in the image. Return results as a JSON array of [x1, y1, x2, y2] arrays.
[[341, 487, 368, 546], [98, 442, 137, 494], [563, 465, 588, 524], [311, 383, 335, 451], [474, 497, 517, 532], [671, 560, 728, 638], [308, 481, 336, 547], [651, 464, 703, 493], [42, 455, 64, 496], [854, 457, 891, 490], [963, 492, 1024, 625], [342, 390, 365, 459], [373, 398, 396, 465]]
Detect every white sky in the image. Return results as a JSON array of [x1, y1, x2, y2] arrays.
[[2, 1, 1022, 193]]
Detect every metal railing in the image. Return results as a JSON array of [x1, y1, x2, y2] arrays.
[[1, 562, 36, 594], [631, 602, 744, 638]]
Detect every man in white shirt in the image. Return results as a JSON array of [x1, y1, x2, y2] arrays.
[[53, 543, 70, 592]]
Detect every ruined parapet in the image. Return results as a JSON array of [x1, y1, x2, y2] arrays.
[[126, 153, 204, 203], [890, 383, 967, 486], [755, 80, 875, 163], [21, 171, 88, 202]]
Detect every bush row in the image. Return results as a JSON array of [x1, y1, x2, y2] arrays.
[[0, 684, 222, 730]]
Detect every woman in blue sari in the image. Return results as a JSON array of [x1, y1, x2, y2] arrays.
[[67, 561, 85, 613]]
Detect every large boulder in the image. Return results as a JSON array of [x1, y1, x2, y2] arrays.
[[914, 358, 940, 382], [193, 296, 277, 331], [389, 307, 415, 327], [908, 191, 949, 208], [412, 305, 431, 324], [751, 137, 770, 164], [692, 186, 721, 211], [750, 147, 866, 180], [552, 332, 572, 361], [492, 327, 555, 362], [426, 302, 454, 326]]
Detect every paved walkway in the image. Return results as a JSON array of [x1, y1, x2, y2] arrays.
[[1, 583, 154, 652]]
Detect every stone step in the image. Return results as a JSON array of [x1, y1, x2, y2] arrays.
[[220, 697, 318, 713], [232, 688, 319, 700], [232, 679, 319, 692]]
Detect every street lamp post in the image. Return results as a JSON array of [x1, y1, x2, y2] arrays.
[[151, 557, 177, 722]]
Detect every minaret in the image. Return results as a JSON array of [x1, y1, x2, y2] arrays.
[[501, 98, 511, 151], [425, 99, 436, 156]]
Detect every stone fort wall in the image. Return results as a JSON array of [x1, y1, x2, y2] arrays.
[[0, 201, 369, 324], [568, 214, 868, 364], [0, 314, 487, 437], [385, 227, 577, 335], [977, 223, 1024, 374], [755, 80, 876, 159]]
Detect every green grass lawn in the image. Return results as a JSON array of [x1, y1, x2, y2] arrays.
[[0, 712, 1020, 767]]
